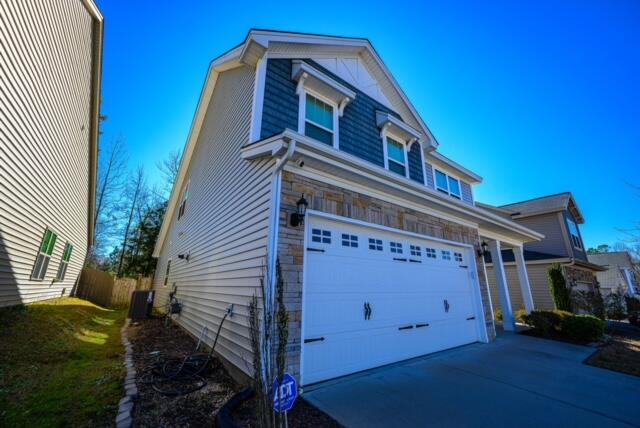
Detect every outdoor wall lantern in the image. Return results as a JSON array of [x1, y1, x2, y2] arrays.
[[476, 241, 489, 258], [290, 194, 309, 227]]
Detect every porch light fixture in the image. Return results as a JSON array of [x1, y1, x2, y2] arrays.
[[290, 194, 309, 227], [477, 241, 489, 258]]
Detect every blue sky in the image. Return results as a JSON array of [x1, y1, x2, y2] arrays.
[[97, 0, 640, 249]]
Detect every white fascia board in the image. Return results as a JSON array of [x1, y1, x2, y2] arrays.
[[428, 151, 483, 184], [376, 111, 422, 142], [248, 129, 543, 243], [153, 48, 244, 257]]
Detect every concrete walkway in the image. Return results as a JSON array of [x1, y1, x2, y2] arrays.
[[304, 333, 640, 427]]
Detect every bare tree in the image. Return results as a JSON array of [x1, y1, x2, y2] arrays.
[[90, 136, 128, 263], [117, 166, 146, 277], [156, 148, 181, 197]]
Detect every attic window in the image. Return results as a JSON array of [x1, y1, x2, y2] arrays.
[[178, 181, 189, 220]]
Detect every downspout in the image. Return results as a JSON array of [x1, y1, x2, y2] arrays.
[[263, 138, 296, 382]]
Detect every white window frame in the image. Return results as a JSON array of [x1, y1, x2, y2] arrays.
[[55, 242, 73, 281], [163, 259, 171, 286], [298, 89, 339, 149], [381, 126, 410, 179], [32, 228, 57, 281], [566, 218, 583, 250], [434, 168, 462, 200], [178, 180, 189, 221]]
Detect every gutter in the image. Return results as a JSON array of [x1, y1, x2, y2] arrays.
[[263, 137, 296, 378]]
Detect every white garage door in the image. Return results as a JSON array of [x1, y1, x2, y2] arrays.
[[301, 215, 485, 385]]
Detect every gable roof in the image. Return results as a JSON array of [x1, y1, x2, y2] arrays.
[[496, 192, 585, 223], [153, 29, 479, 256]]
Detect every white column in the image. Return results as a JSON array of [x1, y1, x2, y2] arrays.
[[488, 240, 515, 331], [513, 246, 535, 313]]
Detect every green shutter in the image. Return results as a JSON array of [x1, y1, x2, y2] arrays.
[[46, 233, 57, 255]]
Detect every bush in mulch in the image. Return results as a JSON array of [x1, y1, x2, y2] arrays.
[[128, 318, 341, 427], [520, 310, 604, 345]]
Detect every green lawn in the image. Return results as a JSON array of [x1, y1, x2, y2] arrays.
[[0, 297, 126, 427]]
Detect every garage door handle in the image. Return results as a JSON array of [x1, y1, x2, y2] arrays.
[[393, 257, 407, 262], [415, 323, 429, 328], [459, 265, 468, 268], [409, 259, 422, 263], [304, 337, 325, 344], [398, 325, 414, 331], [307, 247, 325, 253], [466, 316, 475, 321]]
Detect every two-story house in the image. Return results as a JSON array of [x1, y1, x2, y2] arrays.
[[588, 251, 639, 297], [479, 193, 605, 312], [0, 0, 103, 307], [151, 30, 544, 387]]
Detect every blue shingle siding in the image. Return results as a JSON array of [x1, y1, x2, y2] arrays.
[[407, 143, 424, 184], [461, 181, 473, 205], [260, 58, 400, 168], [425, 163, 435, 188], [260, 59, 299, 139]]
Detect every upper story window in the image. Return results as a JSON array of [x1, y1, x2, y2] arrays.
[[292, 60, 355, 149], [435, 169, 461, 199], [567, 218, 583, 249], [32, 228, 57, 280], [385, 137, 407, 176], [304, 93, 335, 146], [178, 181, 189, 220], [55, 242, 73, 281]]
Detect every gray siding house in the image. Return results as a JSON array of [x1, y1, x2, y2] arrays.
[[0, 0, 103, 306], [479, 193, 605, 312], [152, 30, 543, 386], [588, 251, 639, 296]]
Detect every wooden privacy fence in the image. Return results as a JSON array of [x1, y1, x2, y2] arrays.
[[75, 268, 153, 308]]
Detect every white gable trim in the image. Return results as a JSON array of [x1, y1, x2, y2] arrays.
[[153, 47, 244, 257]]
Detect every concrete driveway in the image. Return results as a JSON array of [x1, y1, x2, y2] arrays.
[[304, 333, 640, 427]]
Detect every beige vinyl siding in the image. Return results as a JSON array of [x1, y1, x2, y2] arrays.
[[515, 213, 569, 257], [0, 1, 95, 306], [152, 65, 274, 376], [486, 264, 555, 311]]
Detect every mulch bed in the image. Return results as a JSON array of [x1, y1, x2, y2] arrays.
[[519, 329, 593, 346], [233, 396, 342, 428], [128, 317, 341, 427], [128, 317, 237, 427], [585, 322, 640, 377]]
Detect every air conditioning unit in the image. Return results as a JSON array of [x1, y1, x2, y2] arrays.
[[129, 290, 155, 320]]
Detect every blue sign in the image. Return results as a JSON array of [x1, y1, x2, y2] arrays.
[[273, 373, 298, 413]]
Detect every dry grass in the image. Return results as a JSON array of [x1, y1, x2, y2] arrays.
[[586, 324, 640, 377], [0, 297, 127, 427]]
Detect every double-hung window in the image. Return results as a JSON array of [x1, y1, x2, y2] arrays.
[[32, 228, 57, 280], [178, 181, 189, 220], [386, 137, 407, 176], [55, 243, 73, 281], [163, 260, 171, 286], [435, 169, 461, 199], [304, 93, 335, 146], [567, 218, 583, 249]]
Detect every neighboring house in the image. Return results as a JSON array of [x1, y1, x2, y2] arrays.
[[479, 193, 605, 312], [588, 251, 639, 296], [0, 1, 103, 307], [151, 29, 542, 387]]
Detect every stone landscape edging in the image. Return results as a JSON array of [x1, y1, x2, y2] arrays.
[[116, 318, 137, 428]]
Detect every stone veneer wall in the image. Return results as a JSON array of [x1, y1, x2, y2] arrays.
[[563, 265, 598, 291], [277, 171, 496, 380]]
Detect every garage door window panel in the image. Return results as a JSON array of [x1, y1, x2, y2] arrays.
[[368, 238, 383, 251], [341, 234, 358, 247], [312, 228, 332, 244], [390, 242, 403, 254]]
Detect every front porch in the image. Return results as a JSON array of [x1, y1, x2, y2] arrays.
[[481, 238, 536, 332]]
